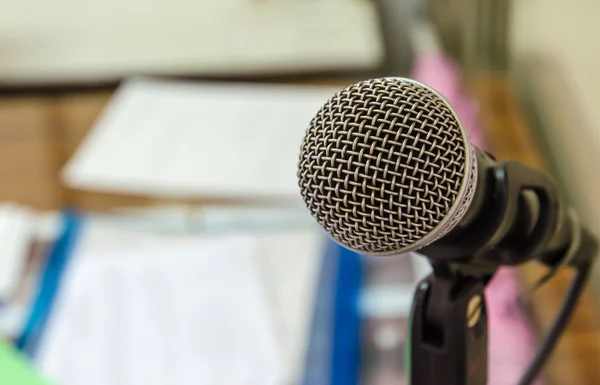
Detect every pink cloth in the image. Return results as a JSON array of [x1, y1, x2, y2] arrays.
[[412, 53, 543, 385]]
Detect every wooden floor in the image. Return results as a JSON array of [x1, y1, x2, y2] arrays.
[[471, 76, 600, 385]]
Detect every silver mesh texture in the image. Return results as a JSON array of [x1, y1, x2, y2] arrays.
[[297, 77, 477, 255]]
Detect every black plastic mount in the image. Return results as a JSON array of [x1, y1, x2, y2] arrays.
[[409, 262, 494, 385], [422, 158, 577, 268]]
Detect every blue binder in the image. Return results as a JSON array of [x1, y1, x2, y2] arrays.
[[16, 211, 83, 358], [302, 239, 363, 385]]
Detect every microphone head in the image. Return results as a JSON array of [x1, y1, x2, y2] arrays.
[[297, 77, 477, 255]]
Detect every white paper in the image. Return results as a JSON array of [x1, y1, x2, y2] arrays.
[[257, 230, 324, 382], [62, 79, 342, 202], [0, 204, 35, 302], [37, 235, 283, 385], [0, 0, 383, 84], [36, 218, 324, 385], [83, 207, 323, 382]]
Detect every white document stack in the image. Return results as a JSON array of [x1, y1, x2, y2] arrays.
[[36, 218, 325, 385], [62, 78, 343, 203]]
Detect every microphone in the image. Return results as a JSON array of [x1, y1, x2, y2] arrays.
[[296, 77, 597, 385], [297, 77, 594, 269]]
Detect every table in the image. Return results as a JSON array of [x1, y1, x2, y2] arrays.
[[1, 75, 599, 384]]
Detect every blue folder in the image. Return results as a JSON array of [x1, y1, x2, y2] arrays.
[[302, 239, 363, 385], [16, 211, 83, 358]]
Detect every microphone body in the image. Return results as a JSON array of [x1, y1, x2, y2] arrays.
[[297, 77, 595, 270]]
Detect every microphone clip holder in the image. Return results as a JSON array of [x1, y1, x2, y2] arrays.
[[409, 262, 495, 385]]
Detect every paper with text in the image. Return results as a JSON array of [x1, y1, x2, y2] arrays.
[[62, 79, 342, 202], [37, 235, 283, 385], [0, 204, 35, 302]]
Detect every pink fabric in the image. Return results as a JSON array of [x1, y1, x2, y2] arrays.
[[411, 53, 485, 149], [412, 53, 543, 385]]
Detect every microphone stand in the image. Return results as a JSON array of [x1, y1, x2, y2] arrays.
[[409, 262, 494, 385]]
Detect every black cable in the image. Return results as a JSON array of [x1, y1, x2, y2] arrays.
[[518, 261, 593, 385]]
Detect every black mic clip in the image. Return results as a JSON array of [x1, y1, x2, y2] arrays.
[[423, 160, 597, 269], [410, 261, 494, 385]]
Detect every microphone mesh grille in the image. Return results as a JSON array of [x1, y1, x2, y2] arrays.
[[297, 78, 474, 255]]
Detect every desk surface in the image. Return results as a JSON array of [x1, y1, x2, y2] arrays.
[[0, 76, 599, 384]]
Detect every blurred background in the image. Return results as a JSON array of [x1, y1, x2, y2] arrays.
[[0, 0, 599, 384]]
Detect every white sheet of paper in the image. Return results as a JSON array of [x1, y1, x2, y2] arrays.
[[256, 230, 324, 382], [84, 208, 323, 381], [36, 218, 324, 385], [62, 79, 342, 202], [0, 204, 35, 302], [1, 0, 383, 84], [37, 235, 283, 385]]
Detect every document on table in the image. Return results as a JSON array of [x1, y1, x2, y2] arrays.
[[62, 79, 343, 202], [0, 204, 35, 303], [35, 220, 324, 385]]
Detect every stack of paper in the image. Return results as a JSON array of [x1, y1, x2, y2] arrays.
[[35, 218, 324, 385]]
